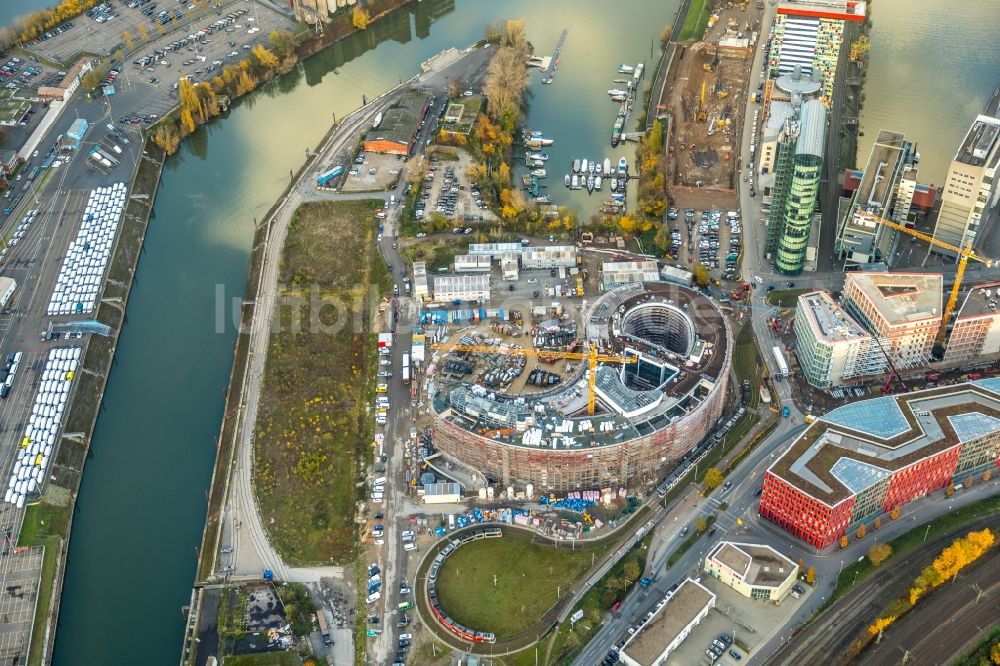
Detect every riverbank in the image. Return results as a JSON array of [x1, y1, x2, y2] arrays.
[[16, 139, 165, 666]]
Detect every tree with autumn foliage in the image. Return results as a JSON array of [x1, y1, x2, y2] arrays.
[[891, 506, 900, 521], [856, 524, 867, 540], [351, 5, 371, 30], [868, 542, 892, 566], [910, 528, 994, 605], [840, 535, 849, 549], [703, 467, 724, 490]]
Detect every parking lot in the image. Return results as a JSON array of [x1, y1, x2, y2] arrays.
[[667, 207, 743, 281], [663, 576, 809, 666], [414, 149, 495, 225], [0, 544, 43, 664], [24, 0, 252, 64], [342, 152, 403, 193]]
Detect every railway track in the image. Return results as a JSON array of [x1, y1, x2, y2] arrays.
[[768, 513, 1000, 666]]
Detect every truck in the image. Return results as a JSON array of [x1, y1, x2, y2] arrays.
[[316, 165, 344, 187], [316, 611, 333, 646], [402, 352, 411, 384], [771, 345, 789, 378]]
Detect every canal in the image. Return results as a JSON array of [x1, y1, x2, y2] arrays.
[[50, 0, 681, 663]]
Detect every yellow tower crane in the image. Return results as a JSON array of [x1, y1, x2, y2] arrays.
[[431, 342, 636, 415], [854, 211, 996, 344]]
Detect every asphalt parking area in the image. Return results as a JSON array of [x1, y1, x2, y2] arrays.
[[0, 546, 43, 663], [342, 152, 402, 193]]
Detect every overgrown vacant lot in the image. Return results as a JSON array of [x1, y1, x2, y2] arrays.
[[254, 200, 388, 565], [434, 535, 609, 637]]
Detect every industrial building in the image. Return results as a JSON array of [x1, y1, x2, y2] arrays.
[[520, 246, 577, 269], [764, 99, 826, 275], [500, 252, 519, 281], [421, 482, 462, 504], [759, 379, 1000, 548], [468, 242, 523, 258], [659, 265, 694, 287], [432, 274, 490, 303], [704, 542, 799, 601], [601, 261, 661, 290], [412, 261, 429, 298], [943, 283, 1000, 363], [453, 254, 492, 273], [362, 89, 430, 155], [835, 130, 921, 267], [793, 291, 883, 388], [841, 272, 941, 369], [63, 118, 88, 151], [430, 283, 731, 490], [618, 578, 715, 666], [768, 1, 861, 105], [931, 103, 1000, 257]]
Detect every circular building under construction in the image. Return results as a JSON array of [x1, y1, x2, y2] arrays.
[[429, 282, 732, 491]]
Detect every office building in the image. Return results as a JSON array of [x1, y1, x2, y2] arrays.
[[794, 291, 882, 388], [835, 130, 920, 267], [759, 379, 1000, 547], [842, 272, 942, 369], [931, 109, 1000, 258], [944, 282, 1000, 363], [704, 542, 799, 601], [765, 99, 826, 275]]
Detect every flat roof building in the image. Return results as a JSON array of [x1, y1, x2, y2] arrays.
[[362, 89, 429, 155], [412, 261, 429, 298], [842, 272, 941, 369], [794, 291, 882, 388], [759, 379, 1000, 547], [932, 111, 1000, 258], [768, 5, 850, 105], [944, 282, 1000, 363], [835, 130, 919, 267], [454, 254, 492, 272], [421, 482, 462, 504], [432, 274, 490, 303], [601, 261, 661, 289], [521, 246, 577, 269], [619, 578, 716, 666], [704, 542, 799, 601]]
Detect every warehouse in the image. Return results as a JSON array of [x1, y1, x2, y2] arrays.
[[362, 89, 430, 155], [619, 578, 715, 666], [468, 242, 524, 258], [520, 246, 577, 269], [421, 482, 462, 504], [432, 274, 490, 303], [412, 261, 429, 298], [454, 254, 493, 273], [500, 252, 519, 281], [601, 261, 660, 289]]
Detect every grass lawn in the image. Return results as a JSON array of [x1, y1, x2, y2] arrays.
[[733, 322, 763, 408], [766, 288, 810, 307], [221, 652, 303, 666], [828, 493, 1000, 607], [400, 237, 466, 272], [19, 500, 71, 666], [434, 537, 608, 637], [254, 200, 387, 565], [679, 0, 712, 40]]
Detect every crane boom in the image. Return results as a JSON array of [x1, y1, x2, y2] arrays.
[[431, 342, 636, 415], [853, 211, 996, 344]]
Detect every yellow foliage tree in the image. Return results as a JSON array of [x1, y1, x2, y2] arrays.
[[891, 506, 900, 521], [867, 615, 895, 636], [840, 535, 849, 549], [703, 467, 723, 490], [252, 44, 279, 71], [874, 517, 881, 530], [351, 6, 371, 30], [122, 30, 133, 49], [984, 470, 992, 483], [990, 641, 1000, 665], [137, 22, 148, 41], [179, 108, 196, 135], [868, 542, 892, 566], [805, 567, 815, 585], [693, 263, 709, 287], [946, 483, 955, 497], [856, 524, 867, 540]]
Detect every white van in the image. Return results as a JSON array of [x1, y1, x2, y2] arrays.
[[366, 591, 381, 604], [373, 477, 387, 486], [403, 542, 416, 551], [448, 514, 455, 530]]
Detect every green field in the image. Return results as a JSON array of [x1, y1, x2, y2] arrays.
[[221, 652, 303, 666], [434, 537, 607, 637], [18, 499, 71, 666], [679, 0, 712, 41], [253, 200, 389, 565], [766, 288, 810, 307]]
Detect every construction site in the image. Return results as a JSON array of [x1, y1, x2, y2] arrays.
[[660, 3, 764, 211]]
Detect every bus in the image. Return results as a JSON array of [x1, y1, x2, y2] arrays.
[[315, 611, 332, 646], [398, 601, 414, 612]]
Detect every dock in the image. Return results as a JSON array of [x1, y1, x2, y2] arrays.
[[543, 29, 568, 75]]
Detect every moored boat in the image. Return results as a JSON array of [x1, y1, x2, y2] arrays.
[[618, 157, 628, 175], [608, 89, 628, 97], [603, 158, 612, 174], [595, 176, 603, 190], [564, 174, 571, 187], [586, 174, 595, 193], [571, 174, 580, 189], [532, 168, 547, 177], [610, 177, 618, 192], [572, 159, 581, 173], [581, 158, 589, 173], [618, 64, 634, 73], [588, 161, 596, 174], [529, 152, 549, 161], [595, 162, 602, 175]]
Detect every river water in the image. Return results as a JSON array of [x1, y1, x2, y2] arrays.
[[857, 0, 1000, 186], [49, 0, 680, 663]]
